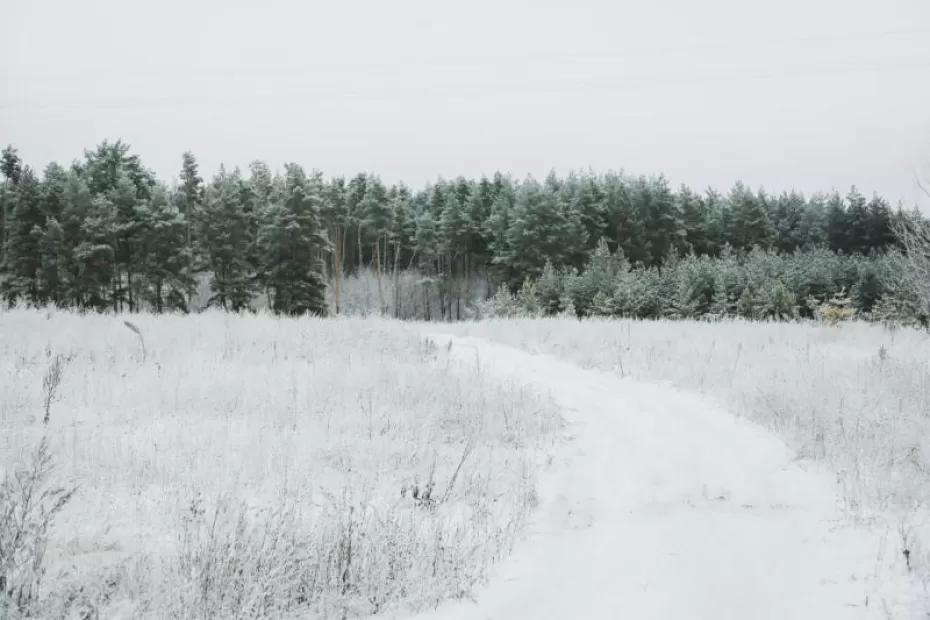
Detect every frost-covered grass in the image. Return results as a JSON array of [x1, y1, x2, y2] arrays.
[[453, 317, 930, 583], [0, 309, 560, 618]]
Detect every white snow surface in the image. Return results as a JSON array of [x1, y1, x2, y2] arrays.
[[409, 334, 919, 620]]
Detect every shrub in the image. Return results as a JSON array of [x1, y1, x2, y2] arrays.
[[0, 438, 75, 617]]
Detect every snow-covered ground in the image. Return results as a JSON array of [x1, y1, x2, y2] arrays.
[[414, 334, 923, 619], [0, 310, 561, 618], [2, 310, 927, 617]]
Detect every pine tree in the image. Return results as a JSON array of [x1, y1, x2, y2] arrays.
[[0, 145, 23, 269], [866, 194, 894, 252], [502, 177, 578, 284], [198, 168, 257, 311], [772, 190, 806, 253], [321, 176, 349, 313], [467, 175, 496, 264], [73, 195, 119, 311], [135, 184, 194, 312], [359, 175, 391, 312], [57, 172, 95, 307], [603, 172, 645, 264], [800, 193, 828, 248], [257, 163, 329, 315], [825, 191, 848, 253], [1, 168, 44, 304], [845, 186, 870, 254], [177, 152, 203, 300], [484, 176, 515, 270], [678, 184, 709, 255], [81, 140, 154, 199], [635, 175, 685, 265], [387, 184, 416, 316], [726, 182, 772, 252]]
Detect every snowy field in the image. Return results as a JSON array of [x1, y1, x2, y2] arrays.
[[0, 309, 560, 618], [2, 310, 930, 618], [447, 318, 930, 617]]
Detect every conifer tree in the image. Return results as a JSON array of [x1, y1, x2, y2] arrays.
[[57, 172, 95, 306], [322, 176, 349, 313], [257, 163, 329, 315], [726, 182, 772, 252], [825, 191, 849, 253], [678, 185, 709, 255], [845, 186, 871, 254], [0, 146, 23, 268], [135, 185, 193, 311], [177, 152, 203, 298], [1, 168, 44, 304], [199, 168, 258, 311]]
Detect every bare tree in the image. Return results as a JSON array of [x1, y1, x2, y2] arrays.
[[891, 162, 930, 318]]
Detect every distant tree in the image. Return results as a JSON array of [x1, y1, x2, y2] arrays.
[[0, 145, 23, 268], [800, 193, 828, 247], [135, 184, 193, 312], [678, 185, 710, 255], [845, 186, 871, 254], [321, 176, 349, 313], [603, 172, 645, 263], [771, 190, 806, 253], [502, 178, 578, 284], [359, 175, 391, 312], [35, 217, 65, 305], [825, 191, 848, 253], [388, 184, 416, 316], [177, 151, 203, 298], [633, 175, 684, 265], [257, 163, 329, 315], [866, 194, 894, 252], [80, 140, 154, 199], [1, 168, 43, 304], [726, 182, 772, 252], [56, 172, 96, 307], [485, 184, 515, 285], [198, 168, 258, 311]]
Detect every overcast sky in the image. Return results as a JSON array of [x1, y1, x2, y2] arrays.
[[2, 0, 929, 206]]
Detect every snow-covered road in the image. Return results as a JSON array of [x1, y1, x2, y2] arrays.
[[413, 335, 916, 620]]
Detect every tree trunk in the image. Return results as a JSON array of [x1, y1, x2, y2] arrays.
[[374, 238, 385, 315], [393, 240, 401, 318]]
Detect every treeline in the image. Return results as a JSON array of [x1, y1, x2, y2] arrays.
[[479, 243, 924, 325], [0, 140, 912, 318]]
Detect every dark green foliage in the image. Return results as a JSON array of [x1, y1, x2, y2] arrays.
[[1, 168, 44, 304], [198, 168, 257, 311], [257, 164, 329, 316], [134, 185, 193, 312], [513, 246, 898, 322], [0, 141, 915, 320]]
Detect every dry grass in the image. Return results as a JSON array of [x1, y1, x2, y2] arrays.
[[454, 317, 930, 590], [0, 308, 561, 618]]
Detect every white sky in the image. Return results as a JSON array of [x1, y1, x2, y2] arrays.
[[2, 0, 929, 207]]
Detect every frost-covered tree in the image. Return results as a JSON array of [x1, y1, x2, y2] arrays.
[[726, 182, 772, 252], [198, 168, 258, 311], [257, 163, 329, 316], [135, 185, 193, 312], [1, 168, 43, 304]]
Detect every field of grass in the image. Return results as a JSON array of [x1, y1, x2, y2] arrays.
[[454, 317, 930, 592], [4, 309, 930, 617], [0, 309, 561, 618]]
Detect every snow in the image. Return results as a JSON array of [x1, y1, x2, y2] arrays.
[[413, 334, 920, 620]]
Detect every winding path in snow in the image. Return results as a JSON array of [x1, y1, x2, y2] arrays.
[[413, 335, 917, 620]]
